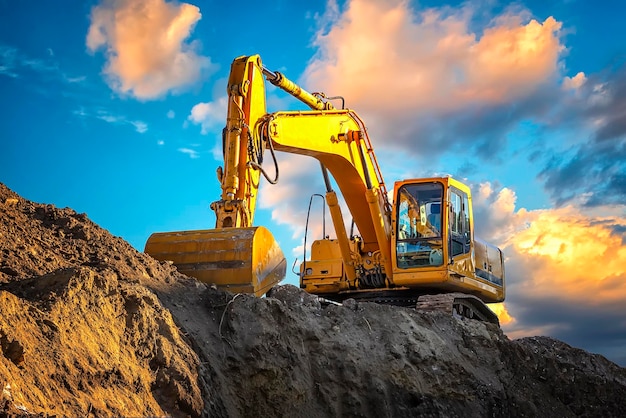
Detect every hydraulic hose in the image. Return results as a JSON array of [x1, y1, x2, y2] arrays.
[[248, 118, 279, 184]]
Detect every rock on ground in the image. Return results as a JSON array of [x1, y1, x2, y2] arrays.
[[1, 182, 625, 417]]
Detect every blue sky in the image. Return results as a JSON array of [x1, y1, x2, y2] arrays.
[[2, 0, 625, 366]]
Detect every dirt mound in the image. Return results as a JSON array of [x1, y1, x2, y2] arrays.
[[1, 182, 625, 417], [0, 184, 206, 416]]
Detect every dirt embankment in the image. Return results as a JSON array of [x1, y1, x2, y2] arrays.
[[1, 182, 625, 417]]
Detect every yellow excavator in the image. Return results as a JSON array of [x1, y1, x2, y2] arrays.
[[145, 55, 505, 323]]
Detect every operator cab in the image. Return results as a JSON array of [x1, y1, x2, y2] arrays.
[[391, 177, 504, 303]]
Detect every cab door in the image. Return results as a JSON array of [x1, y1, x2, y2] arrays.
[[448, 187, 471, 259], [391, 179, 448, 285]]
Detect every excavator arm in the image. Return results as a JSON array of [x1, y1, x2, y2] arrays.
[[145, 55, 391, 295], [144, 56, 288, 296]]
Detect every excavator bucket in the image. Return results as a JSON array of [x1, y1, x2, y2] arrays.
[[144, 226, 286, 296]]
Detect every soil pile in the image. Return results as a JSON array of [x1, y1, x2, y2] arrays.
[[1, 182, 625, 417]]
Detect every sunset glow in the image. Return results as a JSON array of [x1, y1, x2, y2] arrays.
[[2, 0, 625, 365]]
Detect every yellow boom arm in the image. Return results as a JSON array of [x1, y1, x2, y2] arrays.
[[260, 110, 393, 274]]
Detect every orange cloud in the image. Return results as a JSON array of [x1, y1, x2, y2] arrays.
[[464, 16, 563, 102], [304, 0, 564, 114], [87, 0, 213, 99], [562, 71, 587, 92], [508, 206, 626, 306], [474, 183, 626, 333], [254, 4, 624, 331], [488, 303, 515, 326]]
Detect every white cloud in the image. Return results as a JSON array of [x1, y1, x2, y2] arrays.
[[75, 108, 149, 134], [0, 45, 18, 77], [0, 65, 18, 78], [64, 75, 87, 83], [96, 112, 121, 124], [258, 154, 324, 239], [178, 147, 199, 158], [209, 135, 223, 161], [131, 120, 148, 134], [187, 97, 228, 134], [472, 182, 530, 246], [86, 0, 215, 100], [0, 43, 65, 80], [257, 152, 361, 262]]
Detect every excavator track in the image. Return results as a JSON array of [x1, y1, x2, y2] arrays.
[[332, 289, 419, 307], [416, 293, 499, 325], [329, 290, 499, 325]]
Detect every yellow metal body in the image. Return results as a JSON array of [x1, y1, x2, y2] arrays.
[[145, 54, 505, 305], [301, 177, 504, 303], [300, 239, 349, 294], [145, 226, 286, 296]]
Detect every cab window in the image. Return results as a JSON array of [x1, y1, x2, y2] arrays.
[[449, 188, 470, 257], [396, 182, 444, 268]]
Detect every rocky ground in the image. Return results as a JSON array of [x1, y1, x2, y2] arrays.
[[1, 182, 625, 417]]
